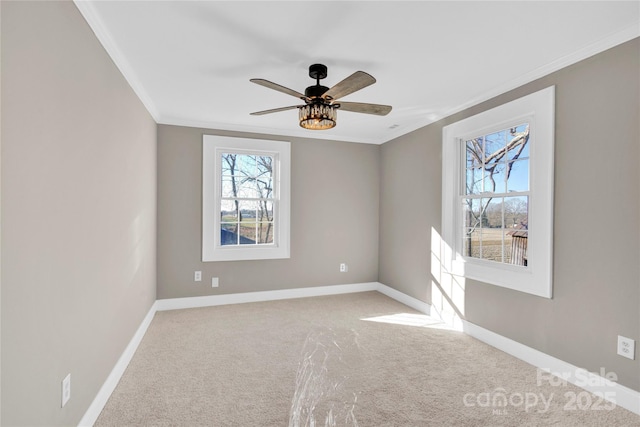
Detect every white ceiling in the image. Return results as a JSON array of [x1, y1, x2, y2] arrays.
[[75, 1, 639, 144]]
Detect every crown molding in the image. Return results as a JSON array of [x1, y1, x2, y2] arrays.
[[73, 1, 160, 121]]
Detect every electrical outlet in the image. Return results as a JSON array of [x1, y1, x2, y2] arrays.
[[194, 271, 202, 282], [212, 277, 219, 287], [61, 374, 71, 407], [617, 336, 635, 360], [339, 263, 348, 273]]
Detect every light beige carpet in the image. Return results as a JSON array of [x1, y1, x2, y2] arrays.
[[95, 292, 640, 426]]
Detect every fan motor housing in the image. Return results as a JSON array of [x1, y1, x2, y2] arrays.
[[305, 85, 329, 99]]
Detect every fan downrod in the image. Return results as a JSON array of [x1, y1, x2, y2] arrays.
[[305, 64, 330, 99]]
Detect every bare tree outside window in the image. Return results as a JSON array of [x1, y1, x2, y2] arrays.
[[220, 153, 275, 246], [463, 124, 529, 264]]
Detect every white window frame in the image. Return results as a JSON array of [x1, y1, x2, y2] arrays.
[[203, 135, 290, 262], [442, 86, 554, 298]]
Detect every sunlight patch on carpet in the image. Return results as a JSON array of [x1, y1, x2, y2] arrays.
[[361, 313, 458, 330]]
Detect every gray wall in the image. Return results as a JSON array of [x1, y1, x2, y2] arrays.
[[380, 39, 640, 392], [1, 2, 157, 425], [157, 125, 380, 299]]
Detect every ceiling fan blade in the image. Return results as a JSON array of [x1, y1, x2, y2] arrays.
[[323, 71, 376, 101], [250, 105, 301, 116], [250, 79, 307, 100], [337, 102, 392, 116]]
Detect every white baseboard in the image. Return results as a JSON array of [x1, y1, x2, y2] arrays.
[[155, 282, 380, 311], [155, 283, 432, 316], [78, 302, 158, 427], [376, 283, 431, 315], [463, 320, 640, 416]]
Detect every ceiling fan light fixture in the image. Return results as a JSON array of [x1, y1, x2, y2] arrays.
[[299, 103, 337, 130], [251, 64, 391, 128]]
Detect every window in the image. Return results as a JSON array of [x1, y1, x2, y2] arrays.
[[203, 136, 290, 262], [442, 87, 554, 298]]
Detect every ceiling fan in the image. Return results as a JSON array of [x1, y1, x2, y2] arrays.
[[250, 64, 392, 130]]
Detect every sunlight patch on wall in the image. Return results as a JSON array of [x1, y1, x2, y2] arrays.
[[124, 211, 147, 287], [431, 227, 465, 330]]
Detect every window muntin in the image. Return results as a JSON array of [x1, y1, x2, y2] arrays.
[[461, 124, 530, 265]]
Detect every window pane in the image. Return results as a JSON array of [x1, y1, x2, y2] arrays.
[[222, 154, 274, 177], [239, 222, 256, 244], [504, 196, 528, 228], [508, 123, 530, 160], [221, 153, 237, 175], [256, 177, 274, 199], [482, 130, 506, 194], [255, 155, 274, 176], [463, 198, 482, 229], [464, 227, 481, 258], [237, 179, 262, 199], [482, 198, 504, 229], [481, 228, 503, 262], [221, 177, 235, 198], [466, 139, 482, 168], [483, 162, 507, 193], [237, 200, 258, 220], [464, 124, 532, 200], [506, 159, 529, 193], [255, 156, 274, 197], [220, 200, 237, 221], [484, 130, 506, 159], [478, 198, 493, 228], [235, 154, 258, 177], [221, 177, 258, 199], [257, 201, 274, 222], [257, 222, 274, 244], [221, 223, 239, 246], [506, 228, 528, 266], [221, 153, 274, 200], [466, 167, 481, 195], [504, 231, 513, 263]]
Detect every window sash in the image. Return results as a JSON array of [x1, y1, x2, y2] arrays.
[[458, 124, 531, 266], [215, 149, 278, 249]]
